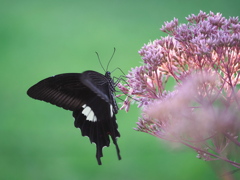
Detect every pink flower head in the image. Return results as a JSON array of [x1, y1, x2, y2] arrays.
[[119, 11, 240, 170]]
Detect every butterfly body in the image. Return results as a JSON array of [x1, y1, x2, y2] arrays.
[[27, 71, 121, 165]]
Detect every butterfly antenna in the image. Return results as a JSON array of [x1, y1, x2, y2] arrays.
[[95, 51, 106, 72], [106, 47, 116, 72]]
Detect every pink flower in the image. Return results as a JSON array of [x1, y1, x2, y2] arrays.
[[119, 11, 240, 171]]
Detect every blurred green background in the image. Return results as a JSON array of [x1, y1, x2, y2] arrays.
[[1, 0, 239, 180]]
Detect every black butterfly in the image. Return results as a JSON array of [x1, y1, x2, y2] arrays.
[[27, 70, 121, 165]]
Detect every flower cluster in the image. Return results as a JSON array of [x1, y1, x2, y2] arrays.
[[119, 11, 240, 170]]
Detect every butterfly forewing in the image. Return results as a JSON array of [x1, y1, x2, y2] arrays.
[[27, 73, 92, 111], [81, 71, 112, 103], [81, 71, 118, 114], [27, 71, 121, 165]]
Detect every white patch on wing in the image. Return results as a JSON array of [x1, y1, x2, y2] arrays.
[[110, 105, 113, 117], [82, 104, 97, 122]]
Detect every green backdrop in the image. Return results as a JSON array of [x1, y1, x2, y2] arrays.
[[1, 0, 240, 179]]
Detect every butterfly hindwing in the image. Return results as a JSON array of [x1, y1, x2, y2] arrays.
[[73, 95, 121, 165], [27, 71, 121, 165], [75, 71, 121, 165]]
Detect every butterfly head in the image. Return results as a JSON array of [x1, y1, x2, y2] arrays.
[[105, 71, 111, 78]]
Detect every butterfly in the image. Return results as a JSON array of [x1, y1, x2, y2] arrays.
[[27, 70, 121, 165]]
